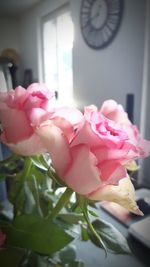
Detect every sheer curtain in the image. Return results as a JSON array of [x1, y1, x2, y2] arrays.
[[42, 5, 74, 106]]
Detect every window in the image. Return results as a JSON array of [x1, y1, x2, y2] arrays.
[[42, 5, 74, 106]]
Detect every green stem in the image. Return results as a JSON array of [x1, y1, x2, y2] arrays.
[[78, 196, 107, 256], [83, 209, 107, 256], [49, 188, 73, 219], [48, 166, 65, 187], [32, 175, 43, 217], [21, 157, 32, 182]]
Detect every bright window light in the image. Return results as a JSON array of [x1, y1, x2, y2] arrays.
[[42, 6, 74, 106]]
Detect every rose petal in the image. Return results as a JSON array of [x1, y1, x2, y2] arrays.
[[65, 145, 101, 195], [36, 122, 71, 178], [26, 83, 54, 100], [0, 106, 33, 144], [88, 176, 143, 215], [2, 133, 46, 156], [71, 121, 101, 147], [28, 108, 47, 126], [98, 161, 127, 184], [100, 99, 130, 125], [51, 107, 83, 127], [92, 146, 135, 164]]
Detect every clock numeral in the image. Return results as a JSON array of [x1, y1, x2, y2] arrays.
[[83, 24, 93, 39], [82, 0, 92, 10], [108, 12, 119, 16], [81, 7, 90, 15], [88, 30, 97, 46], [102, 25, 112, 41], [81, 15, 91, 28], [84, 0, 93, 6], [106, 22, 115, 32], [107, 0, 120, 13], [107, 14, 119, 25]]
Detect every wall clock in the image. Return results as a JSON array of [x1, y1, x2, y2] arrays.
[[80, 0, 124, 49]]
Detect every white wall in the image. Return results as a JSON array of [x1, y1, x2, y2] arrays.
[[72, 0, 146, 126], [0, 17, 20, 53], [138, 0, 150, 186], [19, 0, 146, 127]]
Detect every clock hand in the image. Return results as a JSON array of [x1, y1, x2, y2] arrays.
[[82, 12, 101, 28]]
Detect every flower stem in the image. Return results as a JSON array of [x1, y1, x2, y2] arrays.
[[83, 209, 107, 256], [78, 195, 107, 256], [49, 188, 73, 219], [22, 157, 32, 182]]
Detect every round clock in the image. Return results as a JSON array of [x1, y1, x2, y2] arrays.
[[80, 0, 124, 49]]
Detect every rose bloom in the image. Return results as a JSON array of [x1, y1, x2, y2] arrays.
[[37, 101, 150, 215], [0, 83, 82, 155]]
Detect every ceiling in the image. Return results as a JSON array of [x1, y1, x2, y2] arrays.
[[0, 0, 42, 16]]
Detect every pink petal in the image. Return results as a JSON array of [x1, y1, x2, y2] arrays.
[[0, 106, 33, 144], [51, 117, 74, 141], [36, 122, 71, 178], [71, 121, 101, 147], [28, 108, 47, 126], [64, 145, 101, 195], [92, 146, 131, 164], [100, 100, 118, 115], [100, 99, 130, 125], [84, 105, 98, 121], [3, 133, 46, 156], [98, 161, 127, 184], [26, 83, 54, 99], [51, 107, 83, 127]]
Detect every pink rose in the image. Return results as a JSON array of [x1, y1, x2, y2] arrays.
[[100, 100, 150, 158], [100, 99, 130, 125], [72, 104, 150, 163], [0, 230, 6, 247], [36, 104, 149, 214], [0, 83, 83, 155], [0, 83, 53, 155]]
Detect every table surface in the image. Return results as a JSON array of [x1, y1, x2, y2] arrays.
[[75, 207, 150, 267]]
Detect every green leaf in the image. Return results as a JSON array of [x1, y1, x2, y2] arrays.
[[30, 165, 51, 191], [88, 209, 99, 218], [58, 213, 84, 224], [23, 181, 37, 215], [0, 173, 6, 181], [4, 214, 74, 255], [8, 173, 25, 215], [59, 245, 76, 264], [0, 247, 25, 267], [31, 156, 48, 171], [90, 219, 131, 255]]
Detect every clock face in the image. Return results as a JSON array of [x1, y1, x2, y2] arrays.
[[80, 0, 123, 49]]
